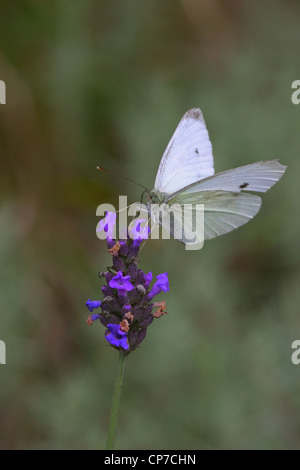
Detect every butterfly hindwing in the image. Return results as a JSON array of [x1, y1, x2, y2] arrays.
[[167, 190, 262, 241]]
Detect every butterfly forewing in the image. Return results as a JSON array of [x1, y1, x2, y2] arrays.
[[154, 108, 215, 194], [168, 159, 286, 197]]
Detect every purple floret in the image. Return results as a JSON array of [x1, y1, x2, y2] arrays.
[[105, 323, 129, 350]]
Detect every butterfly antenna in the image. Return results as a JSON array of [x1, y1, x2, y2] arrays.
[[97, 166, 149, 191]]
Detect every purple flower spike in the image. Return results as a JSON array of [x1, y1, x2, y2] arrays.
[[130, 219, 150, 241], [148, 273, 170, 300], [109, 271, 134, 297], [86, 213, 170, 354], [105, 323, 129, 350], [97, 211, 117, 239], [86, 299, 102, 312]]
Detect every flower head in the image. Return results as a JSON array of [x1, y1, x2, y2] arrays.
[[148, 273, 170, 300], [144, 271, 152, 288], [86, 299, 102, 312], [109, 271, 134, 297], [130, 219, 150, 241], [97, 211, 117, 239], [86, 313, 100, 325], [105, 323, 129, 350], [86, 216, 170, 354]]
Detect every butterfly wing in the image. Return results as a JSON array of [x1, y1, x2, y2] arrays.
[[168, 190, 262, 242], [154, 108, 215, 194], [168, 203, 205, 249], [169, 159, 286, 197]]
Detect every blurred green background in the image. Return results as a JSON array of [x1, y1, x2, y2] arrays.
[[0, 0, 299, 450]]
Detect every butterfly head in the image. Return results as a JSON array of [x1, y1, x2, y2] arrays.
[[148, 189, 166, 205]]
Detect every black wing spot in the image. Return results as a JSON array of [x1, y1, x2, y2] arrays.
[[188, 108, 202, 120], [239, 182, 249, 189], [195, 148, 199, 154]]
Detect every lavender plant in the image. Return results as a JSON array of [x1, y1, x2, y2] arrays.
[[85, 213, 169, 448]]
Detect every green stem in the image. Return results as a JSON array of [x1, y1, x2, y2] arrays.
[[105, 351, 126, 450]]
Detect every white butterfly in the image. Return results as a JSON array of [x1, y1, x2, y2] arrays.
[[147, 108, 286, 248]]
